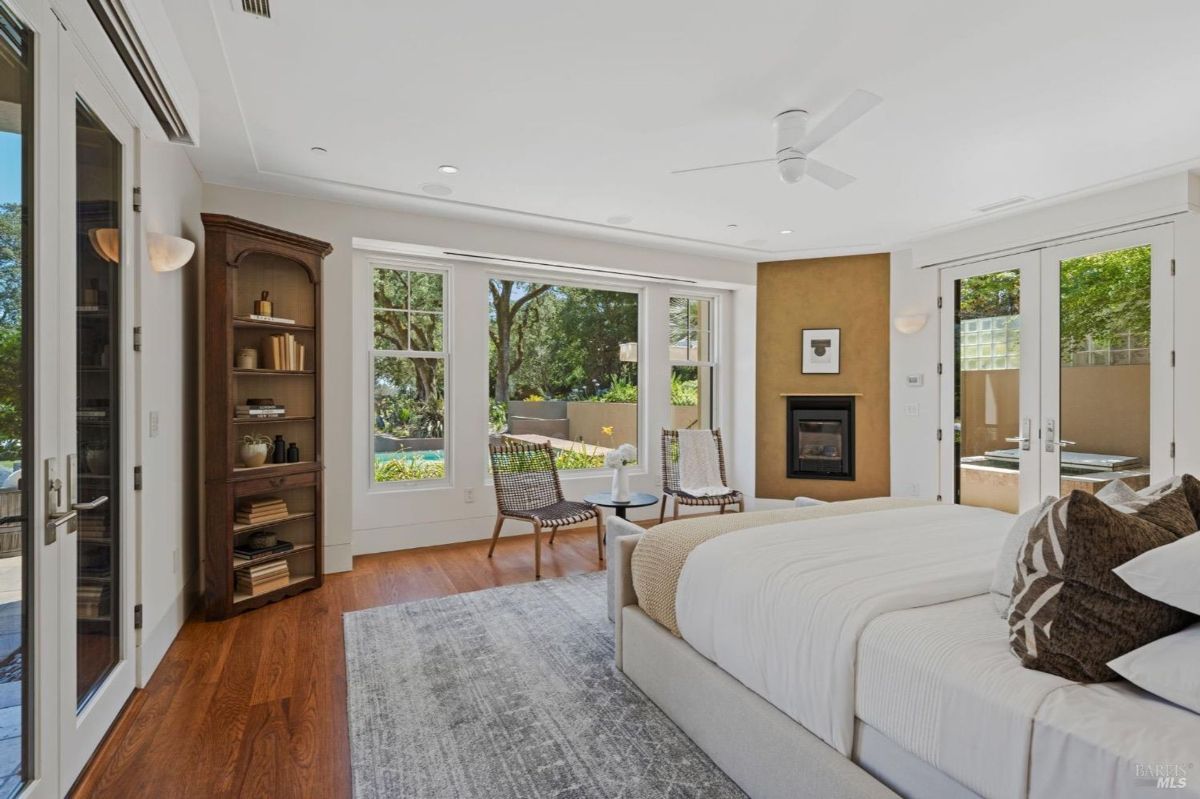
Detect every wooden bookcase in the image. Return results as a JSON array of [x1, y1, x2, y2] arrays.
[[201, 214, 333, 619]]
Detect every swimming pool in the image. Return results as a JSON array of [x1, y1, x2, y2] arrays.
[[375, 450, 445, 465]]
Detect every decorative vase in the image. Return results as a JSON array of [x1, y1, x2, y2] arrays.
[[272, 434, 287, 464], [240, 442, 269, 468], [611, 465, 630, 502]]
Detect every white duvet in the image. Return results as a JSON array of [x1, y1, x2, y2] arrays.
[[675, 503, 1013, 755]]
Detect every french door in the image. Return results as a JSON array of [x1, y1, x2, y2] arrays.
[[54, 29, 137, 790], [941, 225, 1174, 513]]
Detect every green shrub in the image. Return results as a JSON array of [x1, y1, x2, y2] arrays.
[[554, 447, 606, 469], [599, 374, 638, 403], [670, 373, 698, 406], [375, 456, 446, 482]]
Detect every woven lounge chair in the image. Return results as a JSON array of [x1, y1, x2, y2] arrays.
[[488, 440, 602, 578], [659, 428, 744, 523]]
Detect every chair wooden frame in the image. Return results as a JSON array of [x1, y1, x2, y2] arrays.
[[487, 440, 603, 578], [659, 428, 744, 523]]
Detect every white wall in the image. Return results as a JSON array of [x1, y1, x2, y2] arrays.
[[135, 138, 203, 683], [201, 183, 755, 570], [891, 171, 1200, 503]]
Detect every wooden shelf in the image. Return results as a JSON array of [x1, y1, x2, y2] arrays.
[[232, 511, 315, 535], [233, 572, 317, 605], [233, 317, 315, 332], [234, 368, 314, 376], [204, 214, 329, 619]]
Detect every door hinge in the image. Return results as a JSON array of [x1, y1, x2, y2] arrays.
[[937, 296, 943, 309], [134, 604, 143, 630], [937, 362, 943, 375], [133, 326, 142, 352], [1171, 442, 1176, 459], [133, 186, 142, 213], [1170, 258, 1176, 276], [1171, 350, 1175, 367], [133, 466, 143, 491], [937, 428, 943, 441]]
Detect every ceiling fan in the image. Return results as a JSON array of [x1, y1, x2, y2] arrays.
[[672, 89, 882, 188]]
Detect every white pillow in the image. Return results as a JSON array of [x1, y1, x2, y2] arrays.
[[990, 496, 1056, 615], [1113, 531, 1200, 615], [1108, 623, 1200, 715]]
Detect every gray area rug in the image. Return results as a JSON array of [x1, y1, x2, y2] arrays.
[[343, 572, 745, 799]]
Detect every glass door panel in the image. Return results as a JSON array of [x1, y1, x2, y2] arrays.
[[1041, 228, 1172, 499], [0, 8, 32, 795], [940, 253, 1040, 513], [73, 100, 119, 708]]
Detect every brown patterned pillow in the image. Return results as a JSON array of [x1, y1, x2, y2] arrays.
[[1007, 488, 1196, 682]]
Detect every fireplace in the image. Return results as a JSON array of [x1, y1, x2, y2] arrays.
[[786, 396, 855, 480]]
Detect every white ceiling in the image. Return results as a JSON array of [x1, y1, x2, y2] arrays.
[[167, 0, 1200, 260]]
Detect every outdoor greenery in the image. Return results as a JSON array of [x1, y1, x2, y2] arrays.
[[489, 279, 638, 403], [0, 203, 24, 463], [375, 455, 445, 482], [957, 245, 1150, 364]]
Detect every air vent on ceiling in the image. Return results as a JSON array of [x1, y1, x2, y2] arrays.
[[974, 195, 1032, 214], [240, 0, 271, 18]]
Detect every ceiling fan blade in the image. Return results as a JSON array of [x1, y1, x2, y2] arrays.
[[805, 158, 856, 190], [670, 157, 774, 175], [796, 89, 882, 154]]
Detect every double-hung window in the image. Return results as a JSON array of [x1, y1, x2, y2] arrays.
[[371, 263, 448, 484], [668, 295, 715, 430]]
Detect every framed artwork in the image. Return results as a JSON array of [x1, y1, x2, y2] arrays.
[[802, 328, 840, 374]]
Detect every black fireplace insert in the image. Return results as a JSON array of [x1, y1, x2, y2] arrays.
[[786, 396, 855, 480]]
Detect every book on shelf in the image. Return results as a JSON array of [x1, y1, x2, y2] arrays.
[[246, 313, 295, 325], [235, 560, 290, 596], [233, 540, 295, 563], [260, 334, 305, 371], [235, 405, 286, 418], [235, 497, 289, 525]]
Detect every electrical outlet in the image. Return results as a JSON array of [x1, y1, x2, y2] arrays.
[[149, 410, 160, 438], [905, 403, 920, 417], [464, 487, 475, 503]]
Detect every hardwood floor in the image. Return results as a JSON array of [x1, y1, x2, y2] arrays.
[[70, 526, 612, 798]]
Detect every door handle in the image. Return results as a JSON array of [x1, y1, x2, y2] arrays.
[[73, 495, 108, 511], [45, 509, 78, 544], [1005, 418, 1033, 451], [1044, 419, 1075, 452]]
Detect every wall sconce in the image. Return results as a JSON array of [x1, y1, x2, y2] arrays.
[[87, 228, 120, 264], [893, 314, 928, 335], [148, 232, 195, 273]]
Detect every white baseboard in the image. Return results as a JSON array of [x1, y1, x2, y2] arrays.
[[137, 569, 198, 687], [324, 542, 353, 573]]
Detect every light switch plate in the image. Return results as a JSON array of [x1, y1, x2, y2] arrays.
[[905, 373, 924, 388]]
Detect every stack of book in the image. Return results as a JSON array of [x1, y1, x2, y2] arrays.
[[246, 313, 295, 325], [235, 497, 290, 526], [233, 539, 294, 565], [235, 402, 286, 420], [261, 334, 305, 371], [78, 583, 107, 618], [235, 560, 290, 596]]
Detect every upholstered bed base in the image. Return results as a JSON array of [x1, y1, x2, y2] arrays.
[[612, 533, 980, 799]]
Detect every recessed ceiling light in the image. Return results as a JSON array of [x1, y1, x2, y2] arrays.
[[437, 164, 459, 174], [310, 146, 327, 153], [726, 224, 739, 229], [420, 183, 453, 197], [606, 215, 634, 226], [779, 229, 793, 235]]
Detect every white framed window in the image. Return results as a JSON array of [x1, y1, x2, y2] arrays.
[[668, 294, 716, 430], [487, 273, 642, 473], [370, 262, 449, 485]]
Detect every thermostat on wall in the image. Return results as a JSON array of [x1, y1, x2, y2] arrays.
[[906, 373, 924, 388]]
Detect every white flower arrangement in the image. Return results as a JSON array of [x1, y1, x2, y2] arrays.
[[604, 443, 637, 469]]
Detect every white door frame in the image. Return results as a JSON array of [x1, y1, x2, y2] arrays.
[[55, 26, 138, 790], [939, 251, 1042, 512]]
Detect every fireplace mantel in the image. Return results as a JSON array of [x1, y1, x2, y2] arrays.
[[779, 392, 864, 397]]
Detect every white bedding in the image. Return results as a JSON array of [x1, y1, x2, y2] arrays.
[[675, 503, 1013, 755], [856, 595, 1071, 799], [1031, 682, 1200, 799]]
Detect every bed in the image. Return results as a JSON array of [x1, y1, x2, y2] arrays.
[[611, 500, 1200, 799]]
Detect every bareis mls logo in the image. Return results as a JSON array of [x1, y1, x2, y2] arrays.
[[1134, 762, 1190, 790]]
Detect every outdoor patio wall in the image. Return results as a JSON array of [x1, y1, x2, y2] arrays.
[[961, 366, 1150, 463], [563, 402, 697, 449], [756, 253, 891, 501]]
